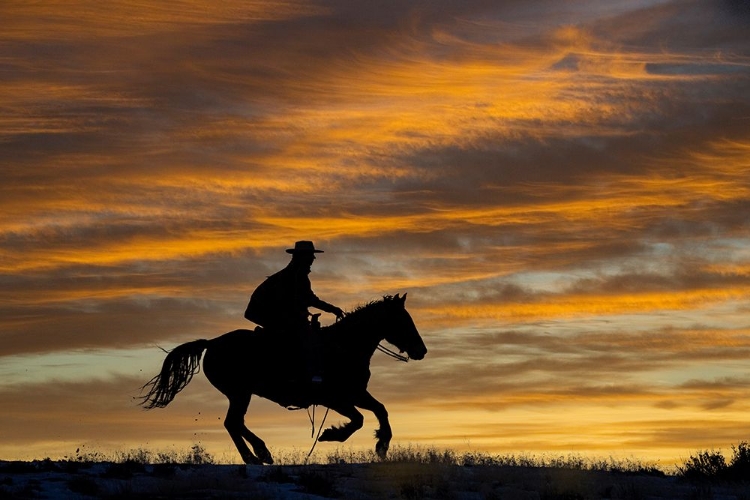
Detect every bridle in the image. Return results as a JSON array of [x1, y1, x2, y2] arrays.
[[376, 343, 409, 362]]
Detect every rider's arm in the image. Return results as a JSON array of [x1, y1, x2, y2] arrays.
[[301, 274, 344, 319], [307, 290, 344, 319], [312, 297, 344, 318]]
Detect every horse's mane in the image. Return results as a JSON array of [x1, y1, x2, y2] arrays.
[[324, 295, 399, 333]]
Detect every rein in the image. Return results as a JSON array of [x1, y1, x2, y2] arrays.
[[304, 405, 330, 462], [377, 343, 409, 362]]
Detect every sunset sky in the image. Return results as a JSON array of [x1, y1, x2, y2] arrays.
[[2, 0, 750, 466]]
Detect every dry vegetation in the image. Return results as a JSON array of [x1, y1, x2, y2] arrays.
[[1, 443, 750, 499]]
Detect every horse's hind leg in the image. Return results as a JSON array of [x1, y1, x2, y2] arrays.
[[356, 391, 392, 459], [224, 394, 260, 464], [240, 417, 273, 464], [224, 393, 274, 465]]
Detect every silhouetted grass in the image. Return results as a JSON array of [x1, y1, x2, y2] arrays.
[[18, 440, 750, 479], [323, 444, 663, 475], [55, 442, 664, 473], [677, 441, 750, 483], [66, 443, 215, 466]]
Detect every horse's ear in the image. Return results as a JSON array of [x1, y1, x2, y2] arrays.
[[401, 293, 407, 304], [394, 293, 400, 300]]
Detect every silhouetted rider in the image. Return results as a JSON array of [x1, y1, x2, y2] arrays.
[[244, 241, 344, 383]]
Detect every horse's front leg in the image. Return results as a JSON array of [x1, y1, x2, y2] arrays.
[[318, 404, 364, 443], [355, 391, 391, 459]]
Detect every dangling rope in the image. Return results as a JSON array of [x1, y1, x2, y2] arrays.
[[305, 405, 330, 462], [377, 343, 409, 362], [307, 404, 316, 438]]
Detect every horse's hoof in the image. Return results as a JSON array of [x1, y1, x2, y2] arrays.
[[257, 449, 274, 465], [318, 428, 334, 442], [242, 452, 261, 465], [376, 441, 389, 460]]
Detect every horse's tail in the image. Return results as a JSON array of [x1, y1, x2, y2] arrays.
[[139, 339, 209, 410]]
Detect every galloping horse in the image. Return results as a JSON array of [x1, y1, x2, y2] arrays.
[[140, 294, 427, 464]]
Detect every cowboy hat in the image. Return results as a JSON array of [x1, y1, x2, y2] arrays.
[[286, 241, 324, 254]]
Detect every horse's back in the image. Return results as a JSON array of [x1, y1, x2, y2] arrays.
[[211, 328, 257, 345]]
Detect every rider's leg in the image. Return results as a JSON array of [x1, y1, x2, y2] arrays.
[[309, 325, 323, 383], [298, 323, 322, 383]]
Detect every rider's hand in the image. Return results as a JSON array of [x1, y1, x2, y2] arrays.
[[332, 307, 345, 320]]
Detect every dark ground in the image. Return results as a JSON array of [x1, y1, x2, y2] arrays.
[[1, 459, 749, 499]]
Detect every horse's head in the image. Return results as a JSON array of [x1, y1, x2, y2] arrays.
[[382, 293, 427, 361]]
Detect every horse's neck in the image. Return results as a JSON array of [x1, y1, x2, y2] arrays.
[[331, 315, 384, 360]]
